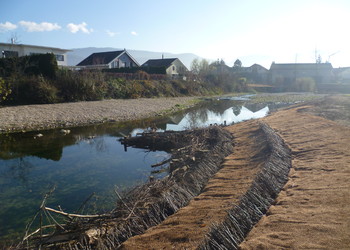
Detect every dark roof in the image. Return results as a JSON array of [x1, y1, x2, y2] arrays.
[[77, 50, 124, 66], [142, 58, 177, 68], [249, 64, 268, 71], [270, 63, 333, 70]]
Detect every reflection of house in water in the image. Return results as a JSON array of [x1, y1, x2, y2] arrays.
[[166, 106, 270, 130], [167, 113, 186, 126]]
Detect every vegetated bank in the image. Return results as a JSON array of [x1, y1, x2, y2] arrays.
[[0, 54, 248, 106]]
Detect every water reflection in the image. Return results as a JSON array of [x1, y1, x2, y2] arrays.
[[166, 106, 269, 130]]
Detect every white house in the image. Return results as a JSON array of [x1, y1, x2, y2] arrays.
[[141, 58, 188, 77], [0, 42, 71, 66], [77, 50, 140, 69]]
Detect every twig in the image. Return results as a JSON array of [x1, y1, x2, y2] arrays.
[[22, 225, 58, 242], [73, 192, 96, 221], [44, 207, 109, 218], [151, 158, 171, 168]]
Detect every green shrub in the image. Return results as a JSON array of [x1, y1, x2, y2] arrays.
[[54, 69, 107, 102], [9, 76, 58, 104], [106, 78, 128, 99], [0, 54, 58, 79], [0, 77, 12, 103], [24, 54, 58, 78]]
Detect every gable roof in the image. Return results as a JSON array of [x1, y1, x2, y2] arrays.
[[142, 58, 177, 68], [250, 64, 268, 70], [77, 51, 124, 66]]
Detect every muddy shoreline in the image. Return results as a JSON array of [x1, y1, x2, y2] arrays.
[[0, 97, 196, 133]]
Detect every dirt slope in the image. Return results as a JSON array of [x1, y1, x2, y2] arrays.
[[121, 95, 350, 249], [121, 121, 268, 249], [240, 105, 350, 249]]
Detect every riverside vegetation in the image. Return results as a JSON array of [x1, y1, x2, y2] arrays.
[[0, 54, 248, 106]]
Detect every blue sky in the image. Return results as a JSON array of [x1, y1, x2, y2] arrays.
[[1, 0, 350, 68]]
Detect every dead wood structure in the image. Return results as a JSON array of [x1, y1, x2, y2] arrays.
[[20, 127, 234, 249], [199, 122, 292, 249]]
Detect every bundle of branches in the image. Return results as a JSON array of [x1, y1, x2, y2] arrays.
[[21, 126, 233, 249], [199, 122, 292, 250]]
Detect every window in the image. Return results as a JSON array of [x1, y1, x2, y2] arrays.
[[3, 50, 19, 58], [56, 54, 64, 61], [172, 66, 175, 71]]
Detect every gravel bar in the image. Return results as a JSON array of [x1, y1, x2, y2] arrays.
[[0, 97, 196, 133]]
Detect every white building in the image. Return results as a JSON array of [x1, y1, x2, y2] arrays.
[[77, 50, 140, 69], [0, 43, 71, 66], [141, 58, 188, 78]]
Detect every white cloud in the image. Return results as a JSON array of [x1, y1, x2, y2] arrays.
[[131, 31, 138, 36], [106, 30, 119, 37], [0, 21, 17, 32], [19, 21, 61, 32], [67, 22, 93, 34]]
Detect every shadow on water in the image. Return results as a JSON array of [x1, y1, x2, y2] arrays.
[[0, 96, 291, 242]]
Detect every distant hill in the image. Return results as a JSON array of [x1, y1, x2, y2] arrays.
[[67, 47, 203, 69]]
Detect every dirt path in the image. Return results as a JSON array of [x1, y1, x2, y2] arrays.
[[0, 97, 195, 133], [240, 106, 350, 249], [121, 120, 268, 249]]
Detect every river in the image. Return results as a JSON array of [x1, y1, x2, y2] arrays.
[[0, 95, 290, 242]]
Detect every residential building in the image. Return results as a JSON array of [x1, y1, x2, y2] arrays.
[[269, 62, 334, 84], [77, 50, 139, 69], [0, 42, 71, 66], [141, 58, 187, 78], [233, 64, 269, 84], [333, 67, 350, 83]]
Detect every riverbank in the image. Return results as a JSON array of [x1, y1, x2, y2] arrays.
[[119, 95, 350, 248], [7, 94, 350, 248], [0, 97, 197, 133]]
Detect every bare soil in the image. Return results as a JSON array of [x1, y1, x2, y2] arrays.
[[0, 97, 195, 133], [240, 97, 350, 249], [121, 94, 350, 249]]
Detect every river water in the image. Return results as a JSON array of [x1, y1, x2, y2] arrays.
[[0, 96, 288, 241]]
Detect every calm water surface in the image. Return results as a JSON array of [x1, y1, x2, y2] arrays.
[[0, 96, 290, 241]]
